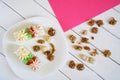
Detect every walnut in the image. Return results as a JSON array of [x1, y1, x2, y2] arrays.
[[73, 45, 82, 50], [84, 46, 90, 51], [76, 64, 85, 71], [68, 35, 76, 43], [81, 37, 89, 43], [102, 50, 111, 57], [81, 30, 88, 35], [87, 19, 95, 26], [47, 54, 54, 61], [33, 45, 40, 52], [95, 20, 104, 27], [108, 17, 117, 25], [37, 39, 45, 44], [90, 49, 98, 56], [48, 27, 56, 36], [68, 60, 76, 69], [91, 27, 98, 34], [44, 50, 51, 56]]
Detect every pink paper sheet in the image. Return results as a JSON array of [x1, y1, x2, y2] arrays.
[[49, 0, 120, 31]]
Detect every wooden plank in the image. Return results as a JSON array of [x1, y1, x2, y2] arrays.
[[114, 4, 120, 12], [65, 30, 120, 80], [72, 9, 120, 64], [60, 51, 103, 80], [34, 0, 55, 16], [0, 1, 23, 29]]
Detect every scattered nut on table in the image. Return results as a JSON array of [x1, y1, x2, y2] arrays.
[[68, 60, 76, 69], [90, 49, 98, 56], [73, 45, 82, 51], [68, 35, 76, 43], [81, 37, 89, 43], [108, 17, 117, 25], [81, 30, 88, 35], [83, 46, 90, 51], [76, 64, 85, 71], [91, 27, 98, 34], [95, 20, 104, 27], [87, 19, 95, 26], [102, 50, 111, 57]]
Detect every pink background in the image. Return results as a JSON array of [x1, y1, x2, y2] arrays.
[[49, 0, 120, 31]]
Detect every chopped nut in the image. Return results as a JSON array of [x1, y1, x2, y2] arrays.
[[102, 50, 111, 57], [44, 35, 51, 42], [90, 49, 98, 56], [73, 45, 82, 50], [76, 64, 85, 71], [40, 46, 47, 52], [68, 60, 76, 69], [37, 39, 45, 44], [79, 54, 89, 62], [87, 19, 95, 26], [81, 37, 89, 43], [91, 36, 94, 40], [48, 27, 56, 36], [88, 57, 95, 64], [91, 27, 98, 34], [108, 17, 117, 25], [68, 35, 76, 43], [33, 45, 40, 52], [81, 30, 88, 35], [95, 20, 104, 27], [47, 54, 54, 61], [79, 54, 95, 64], [44, 50, 51, 56], [50, 43, 55, 54], [84, 46, 90, 51]]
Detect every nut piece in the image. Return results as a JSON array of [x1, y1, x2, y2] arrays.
[[88, 57, 95, 64], [108, 17, 117, 25], [90, 49, 98, 56], [95, 20, 104, 27], [50, 43, 55, 54], [33, 45, 40, 52], [84, 46, 90, 51], [68, 60, 76, 69], [37, 39, 45, 44], [91, 36, 94, 40], [68, 35, 76, 43], [81, 30, 88, 35], [81, 37, 89, 43], [79, 54, 95, 64], [44, 36, 51, 42], [102, 50, 111, 57], [48, 27, 56, 36], [40, 46, 47, 52], [91, 27, 98, 34], [73, 45, 82, 51], [87, 19, 95, 26], [47, 54, 54, 61], [44, 50, 51, 56], [76, 64, 85, 71], [79, 54, 89, 62]]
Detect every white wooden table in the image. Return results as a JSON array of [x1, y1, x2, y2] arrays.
[[0, 0, 120, 80]]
